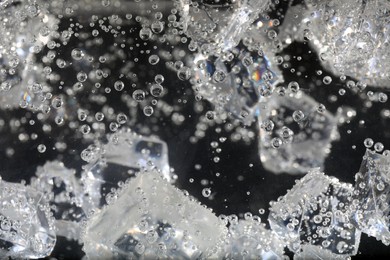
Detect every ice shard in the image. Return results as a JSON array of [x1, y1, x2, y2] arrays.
[[268, 170, 361, 256], [0, 180, 56, 259], [258, 92, 339, 174], [353, 149, 390, 245], [82, 169, 227, 259]]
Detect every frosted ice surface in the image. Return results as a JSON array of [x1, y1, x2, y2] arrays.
[[31, 161, 86, 241], [220, 218, 285, 260], [81, 128, 171, 208], [259, 92, 339, 174], [268, 170, 361, 256], [0, 180, 56, 259], [353, 149, 390, 245], [83, 169, 227, 259]]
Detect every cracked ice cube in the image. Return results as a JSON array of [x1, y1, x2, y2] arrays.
[[258, 92, 339, 174], [31, 161, 86, 241], [220, 217, 285, 259], [268, 170, 361, 256], [0, 180, 56, 259], [82, 169, 227, 259], [352, 149, 390, 245], [81, 128, 171, 208]]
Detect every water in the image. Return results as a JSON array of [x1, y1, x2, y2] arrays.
[[0, 0, 389, 259]]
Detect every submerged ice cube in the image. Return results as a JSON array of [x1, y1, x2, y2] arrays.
[[192, 44, 282, 125], [353, 149, 390, 245], [220, 217, 285, 259], [81, 127, 171, 208], [31, 161, 86, 241], [258, 92, 339, 174], [82, 169, 227, 259], [268, 170, 361, 256], [0, 180, 56, 259], [0, 1, 57, 110], [179, 0, 270, 52], [301, 0, 390, 87]]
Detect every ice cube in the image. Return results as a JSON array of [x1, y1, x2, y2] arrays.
[[352, 149, 390, 245], [192, 43, 282, 125], [258, 92, 339, 174], [220, 217, 285, 259], [294, 245, 350, 260], [31, 161, 86, 241], [301, 0, 390, 87], [82, 169, 227, 259], [178, 0, 270, 52], [0, 180, 56, 259], [268, 170, 361, 256], [0, 2, 57, 110], [81, 128, 171, 209]]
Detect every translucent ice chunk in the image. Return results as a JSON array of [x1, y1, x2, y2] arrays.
[[220, 218, 285, 259], [0, 180, 56, 259], [179, 0, 270, 52], [82, 169, 227, 259], [268, 170, 361, 256], [294, 245, 349, 260], [258, 92, 339, 174], [192, 44, 282, 125], [81, 128, 171, 209], [301, 0, 390, 87], [31, 161, 86, 241], [352, 149, 390, 245], [0, 2, 57, 110]]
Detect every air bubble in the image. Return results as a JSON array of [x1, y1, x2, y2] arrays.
[[114, 80, 125, 91], [37, 144, 46, 153], [364, 138, 374, 148], [132, 90, 146, 102], [143, 106, 154, 117], [71, 48, 84, 60]]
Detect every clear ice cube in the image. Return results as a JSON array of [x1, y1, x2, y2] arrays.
[[179, 0, 270, 52], [302, 0, 390, 87], [353, 149, 390, 245], [82, 169, 227, 259], [220, 217, 285, 259], [0, 180, 56, 259], [258, 92, 339, 174], [192, 44, 282, 125], [31, 161, 86, 241], [268, 169, 361, 256], [81, 128, 171, 209], [0, 2, 57, 110]]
